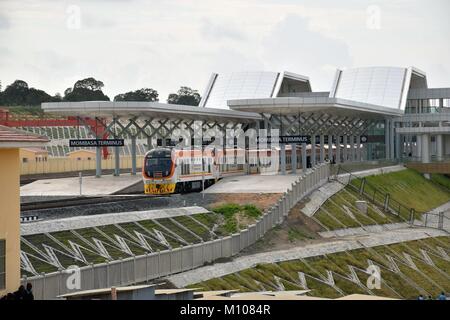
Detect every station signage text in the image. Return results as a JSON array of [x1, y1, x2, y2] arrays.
[[257, 135, 311, 144], [69, 139, 125, 147]]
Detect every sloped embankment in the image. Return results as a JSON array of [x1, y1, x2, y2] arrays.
[[312, 169, 450, 230]]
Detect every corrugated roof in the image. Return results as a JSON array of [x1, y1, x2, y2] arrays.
[[66, 149, 96, 155], [21, 147, 48, 153], [0, 125, 49, 146]]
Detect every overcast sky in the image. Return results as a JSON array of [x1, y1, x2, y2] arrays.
[[0, 0, 449, 101]]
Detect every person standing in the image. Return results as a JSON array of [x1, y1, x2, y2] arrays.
[[437, 292, 447, 301], [24, 283, 34, 301], [13, 285, 26, 300]]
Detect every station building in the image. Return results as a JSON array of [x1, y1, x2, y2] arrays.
[[0, 126, 48, 296], [39, 66, 450, 176]]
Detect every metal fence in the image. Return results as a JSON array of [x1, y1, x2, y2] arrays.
[[419, 211, 449, 230], [334, 165, 450, 231], [21, 162, 331, 299]]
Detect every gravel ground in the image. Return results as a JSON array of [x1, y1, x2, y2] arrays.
[[20, 193, 281, 221], [21, 195, 80, 204]]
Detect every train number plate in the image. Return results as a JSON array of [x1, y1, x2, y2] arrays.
[[145, 183, 176, 194]]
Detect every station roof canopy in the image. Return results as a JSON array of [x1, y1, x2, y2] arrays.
[[227, 96, 404, 119], [41, 101, 262, 123], [196, 67, 430, 120]]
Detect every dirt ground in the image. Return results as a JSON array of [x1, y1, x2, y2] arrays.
[[239, 198, 333, 255], [205, 193, 282, 212]]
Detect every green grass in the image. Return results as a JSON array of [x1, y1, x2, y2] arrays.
[[242, 204, 261, 218], [315, 169, 450, 230], [21, 211, 232, 276], [430, 174, 450, 190], [212, 203, 262, 234], [304, 275, 343, 298], [314, 208, 346, 230], [172, 215, 212, 241], [193, 236, 450, 299], [136, 220, 183, 248], [191, 213, 219, 229], [315, 186, 403, 230], [157, 218, 200, 244], [212, 203, 242, 218], [357, 169, 450, 212], [6, 105, 45, 116], [287, 226, 316, 242]]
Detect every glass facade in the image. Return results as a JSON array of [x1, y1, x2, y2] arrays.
[[334, 67, 407, 110], [366, 121, 386, 160], [204, 71, 279, 109], [406, 98, 450, 114]]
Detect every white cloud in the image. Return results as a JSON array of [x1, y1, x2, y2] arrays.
[[0, 0, 448, 100], [261, 14, 352, 91]]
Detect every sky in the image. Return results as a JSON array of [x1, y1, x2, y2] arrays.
[[0, 0, 449, 101]]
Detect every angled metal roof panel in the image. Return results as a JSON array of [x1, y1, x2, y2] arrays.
[[200, 71, 312, 109], [330, 66, 424, 111], [41, 102, 262, 122]]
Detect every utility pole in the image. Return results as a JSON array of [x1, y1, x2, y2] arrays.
[[201, 142, 205, 199], [79, 171, 83, 196]]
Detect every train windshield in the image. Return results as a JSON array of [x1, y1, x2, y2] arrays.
[[145, 156, 172, 178]]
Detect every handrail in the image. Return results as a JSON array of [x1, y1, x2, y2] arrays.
[[332, 165, 448, 233]]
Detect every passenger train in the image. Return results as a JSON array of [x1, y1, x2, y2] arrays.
[[142, 145, 333, 195]]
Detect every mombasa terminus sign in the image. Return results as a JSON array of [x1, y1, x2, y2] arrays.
[[257, 135, 311, 144], [257, 135, 369, 145], [69, 139, 125, 147]]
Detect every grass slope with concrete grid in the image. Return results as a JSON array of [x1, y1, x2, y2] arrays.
[[188, 236, 450, 299], [358, 169, 450, 212], [21, 204, 262, 277], [312, 169, 450, 231]]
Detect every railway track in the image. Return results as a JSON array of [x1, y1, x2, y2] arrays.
[[20, 194, 161, 212]]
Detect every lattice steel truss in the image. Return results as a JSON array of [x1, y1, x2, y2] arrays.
[[261, 113, 378, 136]]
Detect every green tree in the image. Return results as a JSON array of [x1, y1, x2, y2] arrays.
[[74, 77, 105, 91], [64, 77, 110, 102], [167, 86, 201, 106], [1, 80, 51, 106], [114, 88, 159, 102], [0, 80, 66, 106], [25, 88, 53, 105], [52, 92, 63, 102]]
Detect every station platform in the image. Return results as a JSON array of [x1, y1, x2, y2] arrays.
[[202, 172, 303, 194], [20, 173, 142, 196]]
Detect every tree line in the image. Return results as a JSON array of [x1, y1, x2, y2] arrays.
[[0, 77, 201, 106]]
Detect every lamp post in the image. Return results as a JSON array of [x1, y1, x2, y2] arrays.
[[202, 142, 205, 198]]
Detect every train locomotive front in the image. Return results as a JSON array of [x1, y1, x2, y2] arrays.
[[142, 148, 176, 195]]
